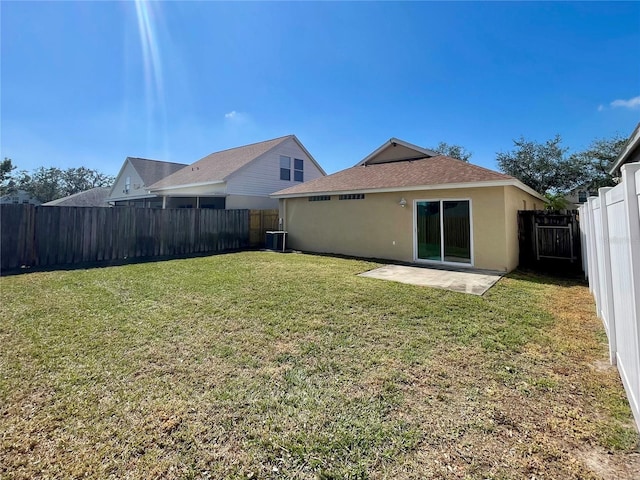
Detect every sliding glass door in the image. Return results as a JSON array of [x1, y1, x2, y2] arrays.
[[416, 200, 471, 265]]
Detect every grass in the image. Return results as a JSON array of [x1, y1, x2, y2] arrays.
[[1, 251, 638, 479]]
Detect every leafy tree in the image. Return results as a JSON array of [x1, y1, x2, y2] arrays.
[[431, 142, 472, 162], [16, 167, 64, 203], [14, 166, 114, 203], [62, 167, 114, 195], [544, 192, 570, 211], [497, 134, 627, 195], [0, 158, 16, 195], [496, 135, 584, 194], [570, 134, 627, 190]]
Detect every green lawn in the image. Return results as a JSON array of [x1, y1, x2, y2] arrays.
[[1, 252, 637, 479]]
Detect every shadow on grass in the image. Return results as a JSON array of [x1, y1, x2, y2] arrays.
[[508, 268, 588, 288], [2, 247, 589, 294], [0, 247, 257, 278]]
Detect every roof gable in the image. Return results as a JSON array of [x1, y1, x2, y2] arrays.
[[128, 157, 188, 186], [108, 157, 187, 199], [274, 156, 516, 196], [357, 138, 439, 166], [272, 137, 545, 201], [148, 135, 296, 191]]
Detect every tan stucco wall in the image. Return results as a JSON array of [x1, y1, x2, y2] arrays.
[[281, 186, 528, 272], [503, 186, 543, 271]]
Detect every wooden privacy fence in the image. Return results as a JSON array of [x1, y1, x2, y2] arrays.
[[518, 210, 581, 271], [579, 162, 640, 432], [1, 205, 250, 271], [249, 209, 279, 247]]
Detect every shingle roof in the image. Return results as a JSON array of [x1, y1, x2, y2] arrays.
[[43, 187, 111, 207], [273, 156, 515, 196], [148, 135, 294, 190], [128, 158, 189, 187]]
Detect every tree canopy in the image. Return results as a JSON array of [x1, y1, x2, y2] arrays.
[[3, 164, 114, 203], [0, 158, 16, 196], [430, 142, 472, 162], [572, 135, 627, 191], [496, 134, 624, 195]]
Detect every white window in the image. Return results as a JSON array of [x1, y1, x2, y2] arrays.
[[280, 156, 291, 181], [124, 176, 131, 194], [294, 158, 304, 182]]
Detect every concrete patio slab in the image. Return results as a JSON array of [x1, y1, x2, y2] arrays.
[[358, 264, 504, 295]]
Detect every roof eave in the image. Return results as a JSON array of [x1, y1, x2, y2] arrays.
[[273, 179, 545, 200], [149, 180, 226, 193], [609, 122, 640, 175]]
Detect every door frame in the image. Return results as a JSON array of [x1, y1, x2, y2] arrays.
[[413, 198, 474, 267]]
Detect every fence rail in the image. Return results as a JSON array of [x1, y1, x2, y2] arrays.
[[1, 205, 252, 271], [579, 162, 640, 432]]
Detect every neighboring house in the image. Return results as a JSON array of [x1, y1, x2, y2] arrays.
[[566, 122, 640, 206], [0, 189, 41, 206], [272, 137, 545, 273], [147, 135, 325, 210], [565, 184, 597, 207], [107, 157, 188, 207], [609, 122, 640, 177], [42, 187, 111, 207]]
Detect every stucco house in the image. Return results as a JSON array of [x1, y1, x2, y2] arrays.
[[107, 157, 188, 207], [146, 135, 325, 210], [272, 138, 545, 272]]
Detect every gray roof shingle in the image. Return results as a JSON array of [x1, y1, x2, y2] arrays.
[[128, 158, 189, 187], [43, 187, 112, 207], [148, 135, 293, 190], [273, 156, 515, 196]]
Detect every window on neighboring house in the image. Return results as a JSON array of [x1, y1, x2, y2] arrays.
[[124, 176, 131, 194], [280, 156, 291, 181], [294, 158, 304, 182], [339, 194, 365, 200], [309, 195, 330, 201], [578, 191, 587, 203]]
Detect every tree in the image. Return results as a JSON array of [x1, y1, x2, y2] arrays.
[[15, 166, 114, 203], [16, 167, 64, 203], [570, 134, 626, 191], [430, 142, 472, 162], [0, 158, 16, 195], [496, 135, 585, 194], [62, 167, 114, 195], [544, 192, 570, 211]]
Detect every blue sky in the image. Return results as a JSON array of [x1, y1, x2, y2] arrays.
[[2, 1, 639, 177]]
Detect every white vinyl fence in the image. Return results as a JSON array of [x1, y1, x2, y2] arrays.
[[579, 162, 640, 431]]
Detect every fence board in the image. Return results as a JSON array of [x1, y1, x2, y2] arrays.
[[1, 205, 35, 270], [1, 206, 253, 273], [249, 209, 279, 247]]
